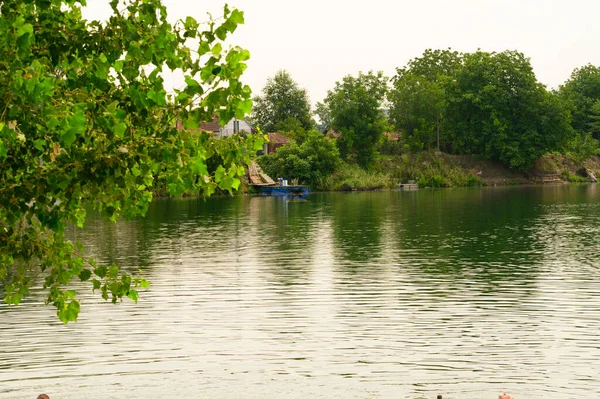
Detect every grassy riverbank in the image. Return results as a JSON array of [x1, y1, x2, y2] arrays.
[[157, 152, 600, 197], [316, 152, 600, 191]]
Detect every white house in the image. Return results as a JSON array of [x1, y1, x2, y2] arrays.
[[176, 116, 253, 137], [219, 118, 253, 137]]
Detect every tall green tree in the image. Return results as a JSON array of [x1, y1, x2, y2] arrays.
[[559, 64, 600, 137], [403, 48, 462, 81], [250, 70, 313, 133], [324, 71, 388, 168], [444, 50, 573, 170], [0, 0, 262, 322], [389, 72, 446, 151], [389, 49, 462, 151]]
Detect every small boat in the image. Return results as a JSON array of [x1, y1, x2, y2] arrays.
[[248, 164, 309, 198]]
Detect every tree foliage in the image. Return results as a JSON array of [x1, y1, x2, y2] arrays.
[[402, 48, 462, 81], [324, 71, 388, 168], [389, 72, 445, 151], [589, 100, 600, 137], [0, 0, 262, 322], [444, 50, 573, 170], [389, 49, 461, 152], [250, 70, 313, 133], [559, 64, 600, 136], [314, 100, 332, 133], [257, 130, 340, 186]]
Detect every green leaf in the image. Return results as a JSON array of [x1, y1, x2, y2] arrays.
[[62, 110, 87, 147], [61, 129, 76, 147], [177, 91, 190, 104], [253, 135, 265, 151], [235, 99, 252, 119], [94, 266, 108, 278], [95, 64, 109, 80], [211, 43, 222, 56], [230, 10, 245, 24], [108, 265, 119, 279], [54, 178, 68, 190], [184, 76, 203, 96], [79, 269, 92, 281], [147, 89, 166, 105], [214, 165, 226, 183], [198, 40, 210, 55], [203, 182, 217, 197], [113, 60, 123, 72], [127, 289, 139, 303], [184, 16, 199, 30], [215, 26, 228, 41], [74, 207, 86, 228], [114, 122, 127, 139], [33, 139, 46, 152], [17, 23, 33, 38], [58, 300, 80, 323], [231, 177, 240, 190], [239, 49, 250, 61], [7, 293, 23, 305]]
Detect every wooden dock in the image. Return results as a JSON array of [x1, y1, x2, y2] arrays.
[[399, 183, 419, 191], [248, 161, 276, 186]]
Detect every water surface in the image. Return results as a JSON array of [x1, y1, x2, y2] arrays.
[[1, 185, 600, 398]]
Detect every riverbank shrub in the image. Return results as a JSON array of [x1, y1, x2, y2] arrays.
[[377, 135, 403, 155], [257, 131, 340, 186], [561, 169, 589, 182], [415, 168, 483, 188], [319, 163, 392, 191], [375, 153, 484, 187]]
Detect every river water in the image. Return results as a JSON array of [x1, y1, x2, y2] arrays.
[[1, 185, 600, 398]]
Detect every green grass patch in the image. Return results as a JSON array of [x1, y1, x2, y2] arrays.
[[318, 163, 392, 191], [375, 153, 485, 188]]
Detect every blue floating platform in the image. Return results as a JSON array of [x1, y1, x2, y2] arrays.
[[259, 185, 309, 198]]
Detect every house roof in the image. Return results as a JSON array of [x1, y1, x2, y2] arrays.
[[199, 116, 221, 132], [175, 116, 221, 133], [267, 132, 291, 145]]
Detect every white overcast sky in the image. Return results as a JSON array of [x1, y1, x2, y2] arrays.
[[82, 0, 600, 106]]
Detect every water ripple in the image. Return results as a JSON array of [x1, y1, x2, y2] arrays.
[[2, 187, 600, 398]]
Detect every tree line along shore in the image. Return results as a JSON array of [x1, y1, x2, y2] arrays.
[[250, 49, 600, 191]]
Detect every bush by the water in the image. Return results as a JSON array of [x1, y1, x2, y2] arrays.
[[376, 153, 485, 188], [319, 163, 392, 191], [257, 131, 340, 186]]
